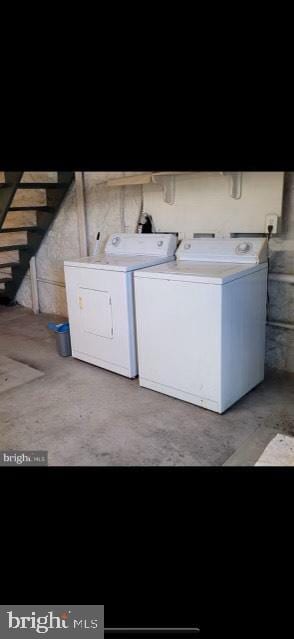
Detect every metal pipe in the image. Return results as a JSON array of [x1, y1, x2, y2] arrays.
[[36, 277, 65, 288], [21, 274, 65, 288], [269, 273, 294, 284], [30, 256, 40, 314], [75, 172, 88, 257], [120, 172, 126, 232], [267, 320, 294, 330]]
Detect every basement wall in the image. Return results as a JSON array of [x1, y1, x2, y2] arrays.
[[16, 173, 142, 315], [266, 172, 294, 372], [16, 172, 294, 373]]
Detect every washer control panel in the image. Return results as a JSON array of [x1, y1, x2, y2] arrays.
[[177, 238, 268, 263], [105, 233, 177, 257]]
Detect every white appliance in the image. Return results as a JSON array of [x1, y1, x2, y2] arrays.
[[134, 238, 268, 413], [64, 233, 177, 378]]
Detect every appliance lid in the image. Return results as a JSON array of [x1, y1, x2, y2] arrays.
[[134, 260, 267, 284], [176, 237, 268, 264], [64, 254, 176, 272]]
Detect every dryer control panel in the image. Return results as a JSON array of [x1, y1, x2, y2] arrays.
[[176, 237, 268, 263], [105, 233, 177, 257]]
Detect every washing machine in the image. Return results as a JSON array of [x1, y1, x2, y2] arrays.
[[134, 237, 268, 413], [64, 233, 177, 378]]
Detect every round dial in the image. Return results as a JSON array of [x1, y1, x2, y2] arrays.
[[112, 236, 120, 246], [157, 240, 164, 247], [184, 243, 191, 250], [236, 241, 251, 254]]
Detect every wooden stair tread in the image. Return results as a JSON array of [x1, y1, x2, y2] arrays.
[[0, 182, 69, 190], [8, 206, 54, 212], [16, 182, 70, 189], [0, 244, 29, 252], [0, 171, 74, 303], [0, 226, 43, 233]]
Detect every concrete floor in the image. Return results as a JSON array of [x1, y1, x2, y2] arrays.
[[0, 305, 293, 466]]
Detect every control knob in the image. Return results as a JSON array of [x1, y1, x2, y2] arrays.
[[236, 241, 251, 254]]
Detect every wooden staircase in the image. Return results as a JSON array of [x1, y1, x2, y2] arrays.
[[0, 171, 74, 304]]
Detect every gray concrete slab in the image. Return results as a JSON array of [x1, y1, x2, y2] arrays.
[[0, 305, 293, 466], [223, 426, 277, 466], [254, 433, 294, 465], [0, 355, 44, 394]]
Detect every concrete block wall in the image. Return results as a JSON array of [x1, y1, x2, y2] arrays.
[[16, 173, 142, 315], [265, 172, 294, 372], [15, 172, 294, 373]]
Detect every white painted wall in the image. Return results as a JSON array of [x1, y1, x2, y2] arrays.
[[144, 172, 284, 237], [16, 171, 294, 372]]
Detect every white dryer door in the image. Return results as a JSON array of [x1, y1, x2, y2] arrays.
[[79, 287, 113, 339], [64, 266, 137, 377]]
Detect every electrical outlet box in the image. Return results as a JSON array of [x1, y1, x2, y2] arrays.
[[265, 213, 279, 234]]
